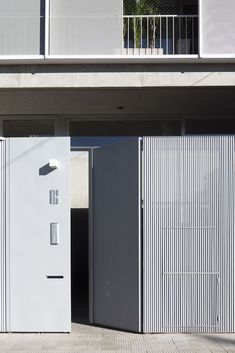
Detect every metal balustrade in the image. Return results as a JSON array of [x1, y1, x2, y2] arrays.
[[123, 15, 198, 55], [0, 13, 198, 57]]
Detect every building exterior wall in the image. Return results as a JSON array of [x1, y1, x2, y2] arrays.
[[0, 0, 234, 61], [0, 0, 235, 335]]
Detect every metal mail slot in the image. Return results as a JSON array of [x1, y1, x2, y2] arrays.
[[50, 223, 59, 245]]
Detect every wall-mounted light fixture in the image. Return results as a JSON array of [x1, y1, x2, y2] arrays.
[[49, 159, 60, 169]]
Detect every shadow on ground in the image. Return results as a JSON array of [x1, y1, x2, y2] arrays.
[[203, 334, 235, 347]]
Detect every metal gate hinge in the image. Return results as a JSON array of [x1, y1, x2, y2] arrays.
[[216, 275, 220, 286], [217, 315, 220, 322]]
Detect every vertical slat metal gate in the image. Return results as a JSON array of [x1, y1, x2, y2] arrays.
[[0, 140, 6, 332], [143, 137, 235, 333]]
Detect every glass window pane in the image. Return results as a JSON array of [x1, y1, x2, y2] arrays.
[[69, 120, 181, 138], [185, 119, 235, 135], [3, 120, 55, 137]]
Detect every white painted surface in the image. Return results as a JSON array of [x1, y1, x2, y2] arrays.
[[8, 137, 71, 332], [200, 0, 235, 57]]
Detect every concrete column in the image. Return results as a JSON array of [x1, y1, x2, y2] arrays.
[[181, 119, 186, 136], [0, 119, 3, 136], [55, 117, 67, 136]]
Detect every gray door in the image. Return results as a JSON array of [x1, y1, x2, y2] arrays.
[[91, 138, 142, 332], [6, 137, 71, 332]]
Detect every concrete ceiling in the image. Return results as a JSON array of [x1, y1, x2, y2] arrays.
[[0, 87, 235, 119]]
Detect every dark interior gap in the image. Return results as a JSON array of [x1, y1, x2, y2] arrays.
[[71, 208, 89, 324]]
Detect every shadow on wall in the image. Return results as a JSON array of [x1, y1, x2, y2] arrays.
[[40, 0, 45, 55]]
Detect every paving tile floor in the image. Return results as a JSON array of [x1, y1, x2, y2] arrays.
[[1, 319, 235, 353]]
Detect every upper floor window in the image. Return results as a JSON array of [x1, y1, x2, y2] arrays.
[[3, 119, 55, 137]]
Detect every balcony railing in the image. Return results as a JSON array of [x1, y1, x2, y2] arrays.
[[0, 13, 198, 58], [0, 15, 43, 55], [123, 15, 198, 55]]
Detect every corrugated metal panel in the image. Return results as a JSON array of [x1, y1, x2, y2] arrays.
[[0, 0, 42, 55], [49, 0, 123, 55], [200, 0, 235, 56], [0, 140, 6, 332], [143, 137, 235, 333]]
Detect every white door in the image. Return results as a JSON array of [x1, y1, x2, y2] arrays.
[[6, 137, 70, 332]]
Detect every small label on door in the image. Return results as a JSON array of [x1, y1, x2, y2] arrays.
[[49, 190, 59, 205]]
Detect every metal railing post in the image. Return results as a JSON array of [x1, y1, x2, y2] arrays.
[[123, 15, 198, 56]]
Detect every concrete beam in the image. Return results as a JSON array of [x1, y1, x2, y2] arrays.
[[0, 64, 235, 89]]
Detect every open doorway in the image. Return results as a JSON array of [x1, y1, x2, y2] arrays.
[[70, 150, 90, 324], [69, 121, 182, 325]]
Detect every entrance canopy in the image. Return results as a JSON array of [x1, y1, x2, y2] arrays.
[[1, 87, 235, 137]]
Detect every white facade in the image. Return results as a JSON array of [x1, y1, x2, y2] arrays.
[[0, 0, 235, 335], [0, 0, 233, 62]]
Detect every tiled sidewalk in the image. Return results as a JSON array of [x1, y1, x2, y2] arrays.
[[0, 321, 235, 352]]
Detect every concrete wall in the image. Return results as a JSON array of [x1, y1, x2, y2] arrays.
[[1, 64, 235, 89], [70, 151, 89, 209]]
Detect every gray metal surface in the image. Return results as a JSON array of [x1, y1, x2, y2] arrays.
[[0, 140, 6, 332], [200, 0, 235, 56], [143, 137, 235, 333], [7, 137, 71, 332], [92, 139, 141, 332], [0, 0, 42, 55], [49, 0, 123, 55]]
